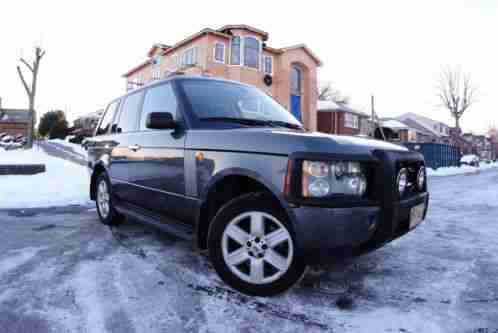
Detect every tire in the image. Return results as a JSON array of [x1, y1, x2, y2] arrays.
[[208, 193, 306, 297], [95, 173, 125, 226]]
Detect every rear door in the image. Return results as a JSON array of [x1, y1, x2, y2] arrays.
[[87, 99, 120, 174], [107, 90, 144, 204], [126, 82, 191, 223]]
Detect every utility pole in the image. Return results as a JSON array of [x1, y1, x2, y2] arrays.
[[371, 94, 386, 141]]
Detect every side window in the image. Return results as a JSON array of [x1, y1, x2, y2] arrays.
[[116, 92, 142, 133], [96, 100, 120, 135], [140, 83, 178, 130]]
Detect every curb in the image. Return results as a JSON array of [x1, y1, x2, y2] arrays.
[[0, 164, 46, 175]]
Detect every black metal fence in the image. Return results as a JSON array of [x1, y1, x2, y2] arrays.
[[402, 142, 461, 169]]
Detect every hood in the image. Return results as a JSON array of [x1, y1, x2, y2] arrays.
[[186, 128, 408, 156]]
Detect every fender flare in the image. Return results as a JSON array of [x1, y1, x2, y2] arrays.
[[195, 167, 300, 246]]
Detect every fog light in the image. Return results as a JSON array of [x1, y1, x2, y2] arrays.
[[346, 174, 367, 196], [417, 166, 426, 190], [397, 168, 408, 196], [308, 178, 330, 197]]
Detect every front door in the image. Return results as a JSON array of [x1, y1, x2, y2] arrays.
[[127, 82, 191, 223], [290, 66, 302, 121], [290, 94, 301, 121]]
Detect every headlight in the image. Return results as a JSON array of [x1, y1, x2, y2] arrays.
[[302, 160, 368, 198], [397, 168, 408, 196], [417, 166, 426, 190]]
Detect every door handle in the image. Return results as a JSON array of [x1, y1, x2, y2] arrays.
[[128, 144, 141, 152]]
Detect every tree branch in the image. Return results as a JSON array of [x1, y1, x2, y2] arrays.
[[16, 66, 31, 97], [436, 66, 477, 130], [20, 58, 34, 73]]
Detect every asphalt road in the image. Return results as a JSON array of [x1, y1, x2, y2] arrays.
[[0, 169, 497, 333]]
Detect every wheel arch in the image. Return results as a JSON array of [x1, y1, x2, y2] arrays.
[[195, 168, 295, 250], [89, 162, 108, 201]]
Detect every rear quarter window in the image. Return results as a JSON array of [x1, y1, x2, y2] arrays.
[[96, 100, 120, 136]]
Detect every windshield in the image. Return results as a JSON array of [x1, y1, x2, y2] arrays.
[[178, 79, 302, 127]]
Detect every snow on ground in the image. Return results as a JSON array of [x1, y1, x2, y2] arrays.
[[427, 162, 498, 177], [0, 168, 497, 332], [0, 146, 90, 209]]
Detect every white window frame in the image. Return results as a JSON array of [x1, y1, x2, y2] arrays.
[[243, 35, 261, 70], [229, 35, 242, 66], [263, 55, 273, 75], [229, 35, 262, 71], [344, 113, 359, 129], [213, 42, 225, 64], [181, 46, 198, 68], [172, 54, 178, 69]]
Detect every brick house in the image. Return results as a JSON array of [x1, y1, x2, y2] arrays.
[[316, 100, 369, 136], [0, 106, 30, 138], [396, 112, 451, 144], [377, 119, 422, 142], [123, 25, 322, 130]]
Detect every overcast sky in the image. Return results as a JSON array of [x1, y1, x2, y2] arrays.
[[0, 0, 496, 133]]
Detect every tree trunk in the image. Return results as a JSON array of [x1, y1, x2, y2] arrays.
[[455, 116, 460, 133]]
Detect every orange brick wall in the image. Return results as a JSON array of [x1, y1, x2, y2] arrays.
[[125, 31, 319, 130]]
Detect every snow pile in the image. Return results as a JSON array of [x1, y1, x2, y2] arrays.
[[0, 146, 91, 208], [427, 162, 498, 177]]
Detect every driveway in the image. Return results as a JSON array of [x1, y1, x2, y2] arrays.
[[0, 170, 497, 333]]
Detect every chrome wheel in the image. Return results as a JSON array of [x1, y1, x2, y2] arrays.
[[221, 211, 294, 285], [97, 180, 110, 218]]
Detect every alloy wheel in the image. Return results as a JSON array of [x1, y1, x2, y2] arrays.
[[221, 211, 294, 285], [97, 180, 110, 219]]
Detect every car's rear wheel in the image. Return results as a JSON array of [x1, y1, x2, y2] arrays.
[[95, 173, 124, 226], [208, 193, 306, 296]]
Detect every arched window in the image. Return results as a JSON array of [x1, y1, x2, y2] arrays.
[[291, 66, 301, 95], [244, 37, 260, 69]]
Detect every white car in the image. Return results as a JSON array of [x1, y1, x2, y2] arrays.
[[460, 154, 480, 167]]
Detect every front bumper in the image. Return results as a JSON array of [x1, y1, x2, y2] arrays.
[[291, 193, 429, 265]]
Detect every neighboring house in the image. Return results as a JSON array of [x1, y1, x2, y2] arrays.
[[122, 24, 322, 131], [72, 110, 104, 137], [0, 103, 30, 137], [450, 127, 474, 155], [316, 100, 369, 136], [462, 133, 495, 160], [378, 119, 422, 142], [396, 112, 451, 144]]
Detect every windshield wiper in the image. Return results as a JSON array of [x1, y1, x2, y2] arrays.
[[200, 117, 272, 127], [201, 117, 304, 130], [266, 120, 304, 130]]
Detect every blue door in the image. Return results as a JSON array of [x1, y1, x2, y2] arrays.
[[290, 66, 302, 121], [290, 94, 301, 121]]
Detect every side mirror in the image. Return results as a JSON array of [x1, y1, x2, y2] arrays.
[[146, 112, 177, 130]]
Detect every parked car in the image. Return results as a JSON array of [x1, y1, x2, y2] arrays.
[[1, 135, 13, 143], [86, 76, 429, 296], [460, 154, 480, 167]]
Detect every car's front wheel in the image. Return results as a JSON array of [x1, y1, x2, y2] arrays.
[[208, 193, 306, 296], [95, 173, 124, 226]]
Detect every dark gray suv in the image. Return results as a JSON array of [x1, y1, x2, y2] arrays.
[[86, 76, 429, 296]]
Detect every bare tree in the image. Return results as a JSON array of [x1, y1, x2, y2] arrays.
[[317, 82, 350, 104], [436, 67, 476, 132], [17, 46, 46, 148]]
